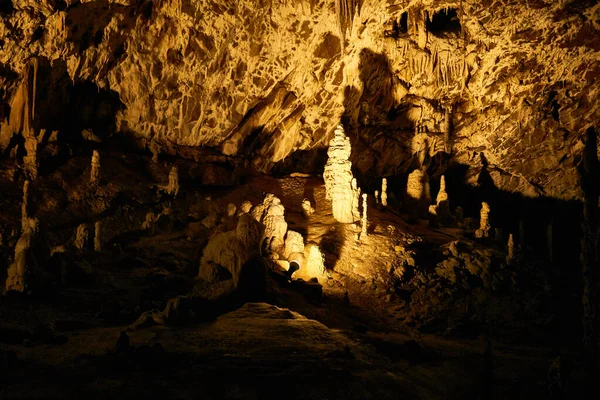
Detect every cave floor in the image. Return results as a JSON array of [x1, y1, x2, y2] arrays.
[[0, 154, 585, 399]]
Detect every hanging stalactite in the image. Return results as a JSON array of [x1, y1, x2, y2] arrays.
[[336, 0, 363, 42]]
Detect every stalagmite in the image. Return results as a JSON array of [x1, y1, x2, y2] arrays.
[[74, 224, 88, 250], [5, 218, 39, 293], [351, 178, 361, 221], [506, 234, 514, 265], [381, 178, 388, 207], [284, 231, 305, 271], [406, 169, 431, 218], [198, 214, 262, 287], [435, 175, 451, 223], [301, 198, 314, 217], [23, 137, 38, 180], [304, 245, 326, 280], [375, 190, 379, 205], [239, 201, 252, 215], [227, 203, 237, 217], [475, 202, 491, 239], [21, 180, 29, 230], [360, 193, 368, 239], [323, 125, 355, 223], [90, 150, 100, 183], [167, 166, 179, 196], [142, 212, 157, 232], [254, 194, 288, 256], [94, 221, 102, 252]]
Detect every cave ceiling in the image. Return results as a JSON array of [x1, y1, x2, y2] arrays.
[[0, 0, 599, 200]]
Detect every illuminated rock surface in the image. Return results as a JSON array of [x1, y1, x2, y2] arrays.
[[0, 1, 599, 398]]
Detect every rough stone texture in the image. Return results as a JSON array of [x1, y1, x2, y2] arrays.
[[323, 125, 355, 223], [0, 1, 599, 200]]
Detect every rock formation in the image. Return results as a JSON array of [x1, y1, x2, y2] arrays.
[[167, 166, 179, 197], [21, 180, 29, 230], [303, 245, 326, 280], [94, 221, 102, 252], [375, 190, 379, 205], [252, 194, 288, 256], [227, 203, 237, 217], [284, 231, 305, 271], [0, 2, 596, 202], [239, 201, 253, 215], [301, 199, 314, 218], [198, 214, 262, 287], [475, 202, 491, 239], [90, 150, 100, 184], [351, 178, 361, 222], [360, 193, 368, 239], [435, 175, 451, 224], [323, 125, 355, 223], [74, 224, 88, 250], [506, 234, 515, 265], [5, 218, 39, 293], [406, 169, 431, 218], [23, 136, 38, 180], [381, 178, 388, 207]]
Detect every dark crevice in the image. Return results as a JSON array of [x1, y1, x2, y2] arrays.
[[426, 8, 461, 38], [0, 0, 14, 15]]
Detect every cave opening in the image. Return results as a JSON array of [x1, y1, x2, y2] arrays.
[[426, 8, 461, 38]]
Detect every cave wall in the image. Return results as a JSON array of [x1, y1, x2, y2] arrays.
[[0, 0, 599, 200]]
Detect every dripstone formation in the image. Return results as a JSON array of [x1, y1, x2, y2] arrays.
[[324, 125, 356, 224]]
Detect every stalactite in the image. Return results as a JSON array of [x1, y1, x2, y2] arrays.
[[336, 0, 363, 41]]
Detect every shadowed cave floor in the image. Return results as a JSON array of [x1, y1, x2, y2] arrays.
[[0, 153, 587, 399]]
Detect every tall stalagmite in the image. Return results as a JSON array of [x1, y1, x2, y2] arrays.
[[324, 125, 355, 223]]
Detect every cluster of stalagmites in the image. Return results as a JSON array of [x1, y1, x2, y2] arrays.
[[198, 193, 327, 294]]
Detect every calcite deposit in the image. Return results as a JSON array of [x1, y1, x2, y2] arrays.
[[0, 1, 596, 201], [323, 124, 355, 223]]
